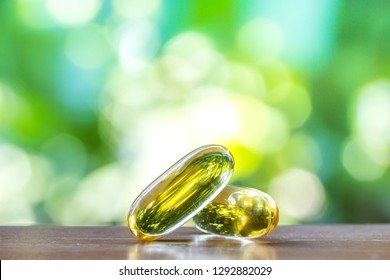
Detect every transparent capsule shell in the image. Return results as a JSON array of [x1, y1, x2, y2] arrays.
[[192, 185, 279, 238], [128, 145, 234, 241]]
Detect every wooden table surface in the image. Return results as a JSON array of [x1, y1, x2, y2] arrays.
[[1, 225, 389, 260]]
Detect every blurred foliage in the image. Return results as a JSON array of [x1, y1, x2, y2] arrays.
[[0, 0, 389, 225]]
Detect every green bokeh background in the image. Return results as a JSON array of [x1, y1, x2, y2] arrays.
[[0, 0, 389, 225]]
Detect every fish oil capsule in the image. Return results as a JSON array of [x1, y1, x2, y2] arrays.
[[128, 145, 234, 241], [193, 185, 279, 238]]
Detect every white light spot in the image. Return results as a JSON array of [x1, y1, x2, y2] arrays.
[[46, 0, 102, 27], [163, 32, 222, 84], [237, 18, 284, 62], [342, 138, 387, 181], [0, 143, 35, 224], [190, 88, 240, 143], [60, 163, 138, 225], [117, 21, 160, 74], [269, 168, 326, 220], [355, 80, 390, 149]]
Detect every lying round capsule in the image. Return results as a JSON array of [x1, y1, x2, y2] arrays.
[[192, 185, 279, 238], [128, 145, 234, 241]]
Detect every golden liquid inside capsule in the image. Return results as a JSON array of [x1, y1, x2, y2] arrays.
[[128, 145, 234, 241], [193, 185, 279, 238]]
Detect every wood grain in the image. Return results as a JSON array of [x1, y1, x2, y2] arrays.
[[1, 225, 389, 259]]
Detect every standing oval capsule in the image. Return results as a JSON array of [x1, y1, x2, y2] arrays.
[[192, 185, 279, 238], [128, 145, 234, 241]]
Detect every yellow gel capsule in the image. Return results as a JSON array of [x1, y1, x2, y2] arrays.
[[192, 185, 279, 238], [128, 145, 234, 241]]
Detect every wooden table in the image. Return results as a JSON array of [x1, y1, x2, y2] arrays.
[[1, 225, 389, 260]]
